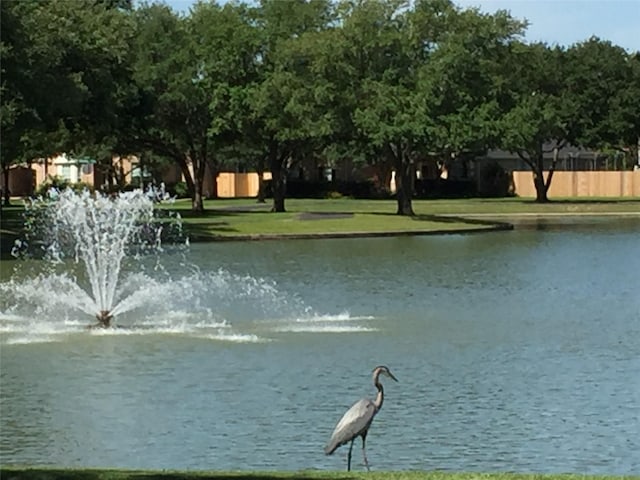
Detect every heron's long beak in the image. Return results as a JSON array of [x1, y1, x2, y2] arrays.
[[387, 371, 398, 382]]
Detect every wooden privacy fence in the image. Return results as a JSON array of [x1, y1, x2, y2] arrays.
[[512, 170, 640, 198], [216, 172, 273, 198], [5, 167, 639, 199], [216, 171, 640, 198]]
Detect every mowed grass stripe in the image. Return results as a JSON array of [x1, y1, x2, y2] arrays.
[[1, 469, 638, 480]]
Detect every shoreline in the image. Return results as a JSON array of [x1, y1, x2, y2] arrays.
[[186, 211, 640, 242], [5, 211, 640, 254], [2, 208, 638, 257], [1, 467, 637, 480], [189, 218, 514, 242]]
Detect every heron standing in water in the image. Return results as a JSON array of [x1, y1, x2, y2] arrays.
[[324, 365, 398, 471]]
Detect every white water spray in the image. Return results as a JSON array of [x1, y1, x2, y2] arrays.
[[13, 188, 183, 326], [1, 188, 376, 342]]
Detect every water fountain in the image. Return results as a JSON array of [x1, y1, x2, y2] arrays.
[[0, 187, 374, 344], [7, 187, 184, 328]]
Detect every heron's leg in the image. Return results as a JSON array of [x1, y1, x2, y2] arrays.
[[361, 431, 370, 471], [347, 439, 354, 471]]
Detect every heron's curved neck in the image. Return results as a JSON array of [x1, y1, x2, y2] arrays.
[[373, 374, 384, 410]]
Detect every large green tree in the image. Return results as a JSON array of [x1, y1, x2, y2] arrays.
[[565, 38, 640, 165], [422, 4, 524, 159], [1, 0, 133, 203], [129, 2, 258, 212], [335, 0, 429, 215], [248, 0, 336, 212], [4, 0, 635, 210], [500, 39, 640, 201], [499, 42, 569, 202], [329, 0, 523, 214]]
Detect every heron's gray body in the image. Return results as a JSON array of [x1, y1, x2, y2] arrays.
[[324, 397, 378, 455], [324, 365, 397, 471]]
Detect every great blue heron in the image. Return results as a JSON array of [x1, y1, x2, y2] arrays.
[[324, 365, 398, 471]]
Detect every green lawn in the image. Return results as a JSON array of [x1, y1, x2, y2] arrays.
[[164, 197, 639, 240], [172, 208, 502, 240], [167, 196, 640, 217], [1, 469, 638, 480], [2, 197, 639, 250]]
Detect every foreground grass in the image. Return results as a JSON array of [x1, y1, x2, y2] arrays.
[[2, 469, 638, 480]]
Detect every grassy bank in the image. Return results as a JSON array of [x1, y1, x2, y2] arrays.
[[2, 197, 639, 251], [172, 207, 503, 241], [2, 469, 638, 480], [171, 197, 640, 216], [167, 197, 640, 241]]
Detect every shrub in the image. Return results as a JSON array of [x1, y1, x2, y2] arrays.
[[477, 161, 515, 197], [174, 182, 189, 198], [36, 176, 93, 197]]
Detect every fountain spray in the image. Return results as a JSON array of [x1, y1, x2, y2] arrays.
[[19, 187, 183, 327]]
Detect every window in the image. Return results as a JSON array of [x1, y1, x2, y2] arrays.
[[60, 165, 72, 182]]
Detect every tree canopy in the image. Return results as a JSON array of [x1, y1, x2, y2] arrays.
[[2, 0, 638, 209]]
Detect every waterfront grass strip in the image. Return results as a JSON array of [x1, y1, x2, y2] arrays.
[[167, 197, 640, 216], [166, 197, 640, 241], [3, 197, 640, 249], [179, 210, 501, 241], [2, 469, 639, 480]]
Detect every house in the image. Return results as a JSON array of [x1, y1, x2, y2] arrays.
[[2, 143, 639, 200]]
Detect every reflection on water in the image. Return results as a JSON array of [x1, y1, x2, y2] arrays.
[[1, 218, 639, 473]]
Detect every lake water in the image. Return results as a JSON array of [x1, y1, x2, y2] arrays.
[[1, 217, 639, 473]]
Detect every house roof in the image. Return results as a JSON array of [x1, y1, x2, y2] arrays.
[[485, 144, 601, 160]]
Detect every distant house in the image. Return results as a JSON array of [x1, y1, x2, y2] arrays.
[[32, 154, 101, 188], [2, 143, 638, 200], [478, 144, 634, 172], [0, 166, 35, 197]]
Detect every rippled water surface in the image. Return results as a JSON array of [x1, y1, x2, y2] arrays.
[[1, 217, 639, 473]]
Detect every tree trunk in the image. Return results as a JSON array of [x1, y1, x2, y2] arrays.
[[193, 176, 204, 213], [117, 161, 126, 189], [175, 154, 196, 200], [255, 153, 267, 203], [373, 155, 393, 194], [389, 142, 415, 216], [256, 169, 266, 203], [532, 146, 560, 203], [2, 164, 11, 206], [532, 168, 548, 202], [192, 150, 207, 213], [269, 142, 286, 212], [519, 147, 551, 203]]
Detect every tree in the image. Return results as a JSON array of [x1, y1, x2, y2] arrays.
[[565, 38, 640, 166], [248, 0, 336, 212], [499, 42, 569, 202], [330, 0, 429, 215], [500, 39, 640, 201], [1, 0, 133, 203], [128, 2, 259, 212], [420, 4, 524, 161], [327, 0, 515, 213]]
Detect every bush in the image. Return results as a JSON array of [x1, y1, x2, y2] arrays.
[[477, 161, 515, 197], [414, 178, 476, 198], [174, 182, 189, 198], [263, 179, 391, 199], [35, 176, 93, 197]]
